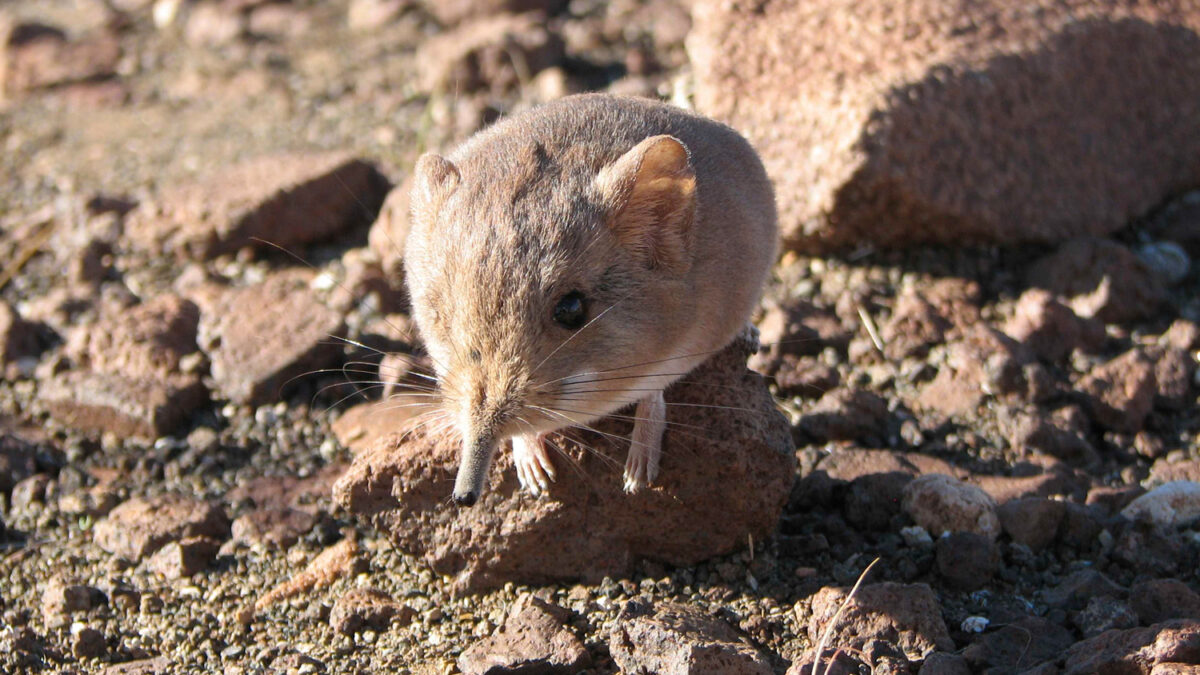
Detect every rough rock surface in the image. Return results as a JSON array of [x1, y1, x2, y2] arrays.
[[807, 583, 953, 660], [1078, 348, 1157, 432], [1027, 238, 1167, 323], [961, 616, 1074, 673], [38, 369, 208, 439], [609, 600, 771, 675], [1063, 621, 1200, 675], [902, 474, 1000, 540], [329, 588, 415, 635], [0, 19, 120, 97], [197, 271, 346, 405], [92, 495, 230, 561], [690, 1, 1200, 252], [334, 342, 795, 592], [1003, 288, 1104, 362], [416, 13, 564, 97], [459, 595, 590, 674], [1121, 481, 1200, 527], [126, 152, 389, 259]]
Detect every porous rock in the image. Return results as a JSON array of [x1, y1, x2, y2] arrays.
[[93, 495, 230, 561], [1121, 481, 1200, 527], [961, 617, 1074, 673], [1003, 288, 1104, 362], [197, 271, 345, 405], [65, 295, 200, 379], [915, 325, 1034, 418], [459, 595, 589, 674], [38, 369, 208, 439], [902, 474, 1000, 540], [935, 532, 999, 590], [1064, 621, 1200, 675], [329, 588, 415, 635], [0, 300, 39, 366], [126, 152, 389, 260], [416, 13, 564, 97], [689, 1, 1200, 252], [419, 0, 569, 27], [0, 19, 120, 97], [1130, 579, 1200, 624], [609, 600, 771, 675], [1028, 238, 1166, 323], [145, 536, 221, 579], [1078, 348, 1157, 433], [808, 583, 953, 660], [334, 342, 795, 592]]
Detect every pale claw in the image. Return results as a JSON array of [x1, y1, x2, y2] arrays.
[[513, 432, 556, 496], [624, 390, 666, 493]]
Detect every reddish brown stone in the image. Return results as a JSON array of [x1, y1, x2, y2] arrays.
[[145, 536, 221, 579], [755, 300, 851, 359], [1164, 319, 1200, 351], [0, 300, 39, 366], [224, 463, 346, 514], [610, 600, 770, 675], [818, 448, 962, 483], [808, 583, 953, 660], [368, 177, 412, 282], [799, 388, 890, 444], [1064, 621, 1200, 675], [418, 0, 568, 27], [126, 152, 390, 260], [416, 13, 564, 97], [460, 595, 589, 674], [331, 398, 428, 455], [66, 295, 200, 379], [915, 325, 1033, 418], [903, 474, 1000, 540], [334, 342, 795, 592], [38, 370, 208, 440], [198, 271, 346, 405], [997, 498, 1066, 551], [1078, 348, 1157, 432], [230, 508, 316, 549], [329, 588, 415, 635], [881, 287, 952, 360], [1131, 580, 1200, 625], [41, 578, 104, 627], [962, 617, 1073, 673], [1151, 347, 1196, 410], [255, 538, 364, 611], [0, 20, 120, 96], [690, 2, 1200, 252], [998, 406, 1098, 466], [1028, 238, 1166, 323], [1003, 288, 1104, 362], [93, 495, 230, 561]]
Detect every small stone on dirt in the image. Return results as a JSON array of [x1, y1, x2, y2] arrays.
[[609, 600, 770, 675], [902, 474, 1000, 540], [93, 494, 230, 561], [329, 588, 415, 635], [459, 595, 589, 674]]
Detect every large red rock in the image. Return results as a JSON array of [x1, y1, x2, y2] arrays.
[[333, 342, 795, 592], [459, 596, 590, 674], [688, 0, 1200, 252], [126, 152, 390, 260], [93, 495, 230, 561]]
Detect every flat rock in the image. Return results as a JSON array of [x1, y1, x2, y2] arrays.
[[1078, 348, 1157, 432], [817, 448, 962, 483], [902, 474, 1000, 540], [1, 19, 120, 97], [38, 369, 208, 439], [333, 342, 795, 592], [1028, 238, 1166, 323], [126, 152, 389, 260], [609, 600, 770, 675], [329, 587, 415, 635], [198, 271, 345, 405], [1064, 621, 1200, 675], [459, 595, 589, 674], [93, 494, 230, 561], [1122, 481, 1200, 527], [808, 582, 953, 660], [689, 1, 1200, 252]]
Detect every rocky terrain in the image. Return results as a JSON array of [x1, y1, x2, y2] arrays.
[[1, 0, 1199, 673]]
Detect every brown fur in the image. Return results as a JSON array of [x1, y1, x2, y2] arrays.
[[403, 93, 778, 502]]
